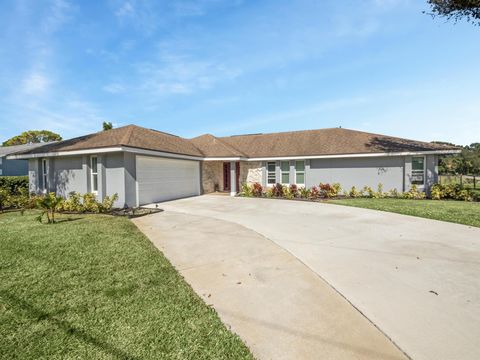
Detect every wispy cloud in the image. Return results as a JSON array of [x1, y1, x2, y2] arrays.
[[115, 1, 135, 18], [22, 73, 50, 95], [41, 0, 74, 33], [103, 83, 126, 94]]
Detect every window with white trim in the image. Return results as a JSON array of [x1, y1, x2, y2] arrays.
[[411, 156, 425, 185], [91, 156, 98, 194], [42, 158, 48, 191], [267, 161, 276, 184], [295, 160, 305, 185], [280, 161, 290, 184]]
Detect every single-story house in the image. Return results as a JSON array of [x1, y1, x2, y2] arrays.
[[8, 125, 459, 207], [0, 143, 50, 176]]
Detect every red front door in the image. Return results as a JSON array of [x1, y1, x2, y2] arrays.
[[223, 162, 240, 192]]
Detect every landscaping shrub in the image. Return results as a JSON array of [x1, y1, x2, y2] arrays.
[[241, 183, 254, 197], [0, 176, 28, 195], [430, 183, 474, 201], [299, 187, 311, 199], [319, 183, 341, 198], [252, 183, 263, 197], [373, 183, 384, 199], [289, 184, 299, 198], [0, 188, 11, 212], [349, 186, 360, 198], [402, 185, 426, 200], [310, 185, 320, 199], [272, 183, 284, 197]]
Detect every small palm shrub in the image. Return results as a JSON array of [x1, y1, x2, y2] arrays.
[[36, 192, 64, 223]]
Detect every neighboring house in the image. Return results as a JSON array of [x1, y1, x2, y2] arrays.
[[8, 125, 459, 207], [0, 143, 50, 176]]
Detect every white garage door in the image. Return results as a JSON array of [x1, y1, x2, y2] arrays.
[[136, 155, 200, 205]]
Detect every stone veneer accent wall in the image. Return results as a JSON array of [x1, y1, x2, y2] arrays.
[[239, 161, 262, 186], [201, 161, 224, 193]]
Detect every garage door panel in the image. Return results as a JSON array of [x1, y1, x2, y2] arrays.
[[137, 156, 200, 205]]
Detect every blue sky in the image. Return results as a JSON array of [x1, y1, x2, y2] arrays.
[[1, 0, 479, 145]]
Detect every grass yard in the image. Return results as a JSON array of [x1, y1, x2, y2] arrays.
[[330, 198, 480, 228], [0, 211, 253, 360]]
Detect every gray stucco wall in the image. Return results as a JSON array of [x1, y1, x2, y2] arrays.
[[28, 152, 136, 208], [307, 156, 405, 191], [52, 156, 88, 196], [0, 157, 29, 176]]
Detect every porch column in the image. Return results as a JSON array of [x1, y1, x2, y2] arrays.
[[230, 161, 236, 196]]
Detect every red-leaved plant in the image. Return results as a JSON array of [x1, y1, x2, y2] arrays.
[[273, 183, 284, 197], [252, 183, 263, 197], [310, 185, 320, 199], [289, 184, 299, 198]]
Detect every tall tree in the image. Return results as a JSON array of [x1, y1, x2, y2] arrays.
[[426, 0, 480, 24], [2, 130, 62, 146], [102, 121, 113, 131]]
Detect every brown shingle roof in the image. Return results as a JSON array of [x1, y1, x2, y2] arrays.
[[218, 128, 457, 157], [19, 125, 204, 157], [14, 125, 458, 159], [190, 134, 246, 157]]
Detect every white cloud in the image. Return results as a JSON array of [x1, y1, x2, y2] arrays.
[[116, 1, 135, 18], [42, 0, 74, 33], [103, 83, 126, 94], [22, 73, 50, 95]]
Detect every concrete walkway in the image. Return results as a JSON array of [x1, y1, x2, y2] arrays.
[[136, 196, 480, 360], [134, 210, 407, 360]]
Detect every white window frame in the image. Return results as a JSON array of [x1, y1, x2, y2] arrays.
[[295, 160, 305, 185], [42, 158, 48, 192], [411, 156, 425, 186], [267, 161, 276, 185], [280, 161, 290, 185], [90, 156, 98, 194]]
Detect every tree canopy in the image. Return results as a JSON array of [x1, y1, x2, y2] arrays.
[[2, 130, 62, 147], [439, 142, 480, 175], [426, 0, 480, 24], [102, 122, 113, 131]]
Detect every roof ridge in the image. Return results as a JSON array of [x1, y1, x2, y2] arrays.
[[120, 125, 135, 146], [209, 134, 248, 157]]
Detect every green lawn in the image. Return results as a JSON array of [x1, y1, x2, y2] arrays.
[[330, 198, 480, 228], [0, 211, 253, 360]]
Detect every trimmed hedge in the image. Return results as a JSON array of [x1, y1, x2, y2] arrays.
[[0, 176, 29, 195]]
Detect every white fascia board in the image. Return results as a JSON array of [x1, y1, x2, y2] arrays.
[[7, 147, 125, 160], [7, 145, 204, 161], [122, 146, 203, 161], [246, 149, 461, 161], [203, 157, 247, 161]]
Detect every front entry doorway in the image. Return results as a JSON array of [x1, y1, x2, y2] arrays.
[[223, 162, 240, 193]]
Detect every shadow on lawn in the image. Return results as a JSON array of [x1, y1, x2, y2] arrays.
[[0, 290, 138, 360]]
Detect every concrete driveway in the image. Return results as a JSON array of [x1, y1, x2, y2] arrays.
[[134, 196, 480, 360]]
